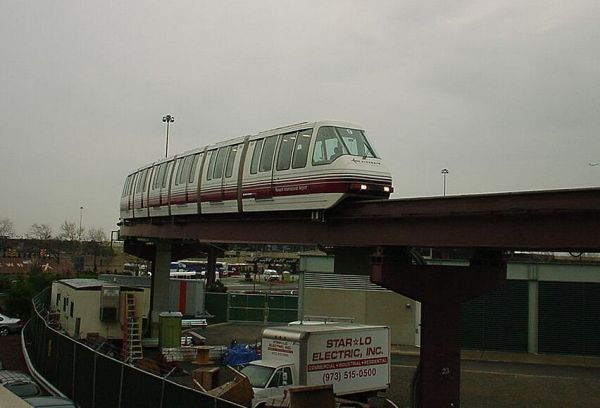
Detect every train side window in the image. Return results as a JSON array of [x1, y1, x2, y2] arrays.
[[188, 154, 200, 183], [260, 136, 278, 172], [313, 126, 344, 165], [122, 176, 131, 197], [177, 155, 194, 185], [134, 172, 143, 192], [250, 139, 263, 174], [162, 161, 173, 188], [174, 158, 184, 185], [213, 147, 229, 179], [152, 164, 162, 190], [292, 129, 312, 169], [276, 132, 297, 171], [206, 150, 217, 181], [141, 169, 150, 192], [225, 144, 240, 178]]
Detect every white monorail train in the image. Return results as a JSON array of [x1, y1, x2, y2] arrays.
[[120, 120, 393, 220]]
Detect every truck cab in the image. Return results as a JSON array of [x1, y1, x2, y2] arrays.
[[240, 360, 295, 407]]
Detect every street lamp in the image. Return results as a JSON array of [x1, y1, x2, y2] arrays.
[[162, 115, 175, 158], [441, 169, 449, 197], [79, 206, 84, 241]]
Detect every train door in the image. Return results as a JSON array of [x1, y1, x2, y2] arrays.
[[201, 148, 224, 213], [272, 129, 313, 210], [186, 152, 203, 209], [220, 142, 245, 213], [133, 166, 151, 218], [120, 173, 135, 219], [241, 135, 278, 212], [170, 157, 186, 207]]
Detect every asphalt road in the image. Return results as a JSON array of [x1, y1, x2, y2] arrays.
[[388, 354, 600, 408]]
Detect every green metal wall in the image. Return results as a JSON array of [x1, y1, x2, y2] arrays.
[[461, 281, 529, 352], [539, 282, 600, 355], [205, 293, 298, 323]]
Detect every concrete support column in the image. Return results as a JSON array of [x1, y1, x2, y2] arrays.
[[528, 280, 539, 354], [151, 241, 172, 337]]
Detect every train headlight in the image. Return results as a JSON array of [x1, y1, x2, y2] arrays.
[[383, 186, 390, 193], [360, 184, 368, 191]]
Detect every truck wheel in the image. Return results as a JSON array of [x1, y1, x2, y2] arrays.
[[0, 327, 9, 336]]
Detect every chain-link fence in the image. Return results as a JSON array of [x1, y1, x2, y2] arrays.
[[24, 288, 243, 408]]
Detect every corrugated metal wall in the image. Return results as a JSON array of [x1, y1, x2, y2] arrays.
[[461, 281, 529, 352], [539, 282, 600, 355]]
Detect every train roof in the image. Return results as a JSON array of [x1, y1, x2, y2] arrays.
[[128, 120, 365, 174]]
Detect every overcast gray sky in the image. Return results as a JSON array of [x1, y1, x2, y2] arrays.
[[2, 1, 600, 237]]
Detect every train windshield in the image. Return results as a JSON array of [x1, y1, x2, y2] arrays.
[[335, 127, 377, 158], [313, 127, 377, 165]]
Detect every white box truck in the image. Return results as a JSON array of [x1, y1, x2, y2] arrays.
[[240, 323, 390, 407]]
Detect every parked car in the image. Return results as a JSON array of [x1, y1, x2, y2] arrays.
[[0, 370, 41, 398], [0, 313, 22, 336], [24, 396, 77, 407], [262, 269, 281, 282]]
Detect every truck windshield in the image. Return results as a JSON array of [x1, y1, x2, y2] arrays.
[[240, 365, 275, 388]]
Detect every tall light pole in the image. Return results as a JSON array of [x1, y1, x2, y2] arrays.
[[162, 115, 175, 158], [79, 206, 84, 241], [441, 168, 449, 196]]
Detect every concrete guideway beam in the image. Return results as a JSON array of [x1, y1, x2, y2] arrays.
[[371, 246, 507, 408]]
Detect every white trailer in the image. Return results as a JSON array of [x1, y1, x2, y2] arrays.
[[240, 323, 390, 407]]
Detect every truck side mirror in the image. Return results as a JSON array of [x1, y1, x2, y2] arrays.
[[282, 372, 288, 385]]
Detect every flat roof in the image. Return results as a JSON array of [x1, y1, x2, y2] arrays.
[[57, 278, 143, 291]]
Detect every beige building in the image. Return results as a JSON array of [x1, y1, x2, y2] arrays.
[[50, 279, 150, 340], [299, 255, 419, 346]]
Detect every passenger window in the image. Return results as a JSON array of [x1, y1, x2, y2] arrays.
[[206, 150, 217, 181], [213, 147, 229, 179], [134, 172, 142, 192], [188, 154, 200, 183], [250, 140, 263, 174], [174, 158, 184, 185], [269, 370, 283, 388], [225, 145, 240, 178], [283, 367, 293, 385], [292, 129, 312, 169], [122, 176, 131, 197], [177, 155, 194, 185], [260, 136, 278, 172], [162, 162, 173, 188], [313, 127, 343, 165], [152, 164, 163, 189], [141, 169, 149, 192], [276, 132, 296, 171]]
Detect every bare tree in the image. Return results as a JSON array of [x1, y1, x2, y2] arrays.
[[59, 221, 78, 241], [27, 223, 53, 240], [86, 227, 107, 242], [0, 217, 15, 238]]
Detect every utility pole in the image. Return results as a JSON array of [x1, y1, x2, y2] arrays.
[[441, 169, 449, 197], [162, 115, 175, 157]]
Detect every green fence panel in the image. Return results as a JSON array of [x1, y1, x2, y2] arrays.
[[267, 295, 285, 309], [163, 381, 220, 407], [285, 296, 298, 309], [246, 308, 264, 322], [229, 293, 247, 307], [247, 294, 266, 309], [229, 307, 247, 321], [206, 292, 228, 323]]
